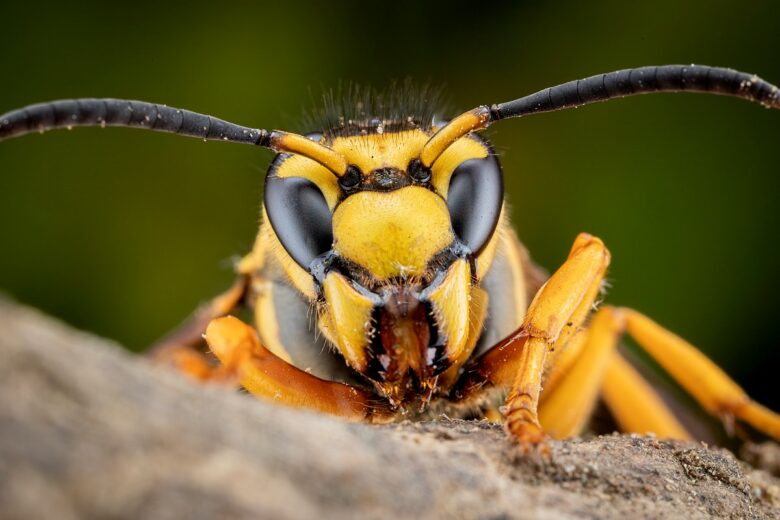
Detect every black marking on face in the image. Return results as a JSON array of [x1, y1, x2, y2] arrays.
[[338, 165, 362, 193], [408, 158, 432, 185], [363, 167, 413, 191], [337, 166, 416, 195], [422, 300, 450, 376], [366, 306, 391, 382]]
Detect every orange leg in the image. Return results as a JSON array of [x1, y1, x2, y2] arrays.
[[540, 305, 780, 441], [148, 276, 249, 381], [600, 350, 691, 440], [205, 316, 390, 422], [455, 229, 780, 444], [465, 233, 611, 449], [537, 307, 625, 439], [456, 234, 607, 397], [620, 308, 780, 440], [538, 306, 691, 440]]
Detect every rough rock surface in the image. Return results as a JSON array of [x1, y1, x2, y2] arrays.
[[0, 297, 778, 520]]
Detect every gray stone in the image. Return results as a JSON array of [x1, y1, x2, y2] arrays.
[[0, 297, 778, 519]]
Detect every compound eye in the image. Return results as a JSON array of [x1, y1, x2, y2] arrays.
[[264, 174, 333, 270], [446, 152, 503, 255]]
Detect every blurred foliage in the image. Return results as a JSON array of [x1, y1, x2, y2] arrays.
[[0, 0, 778, 409]]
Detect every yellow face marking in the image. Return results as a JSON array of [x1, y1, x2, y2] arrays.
[[328, 128, 488, 200], [321, 271, 376, 371], [267, 128, 495, 302], [424, 259, 472, 362], [430, 136, 489, 198], [332, 186, 453, 281], [439, 284, 489, 390], [330, 129, 430, 174], [273, 130, 432, 210], [273, 128, 490, 218], [273, 156, 340, 209]]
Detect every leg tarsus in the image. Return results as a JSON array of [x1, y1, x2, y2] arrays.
[[504, 337, 550, 450], [505, 394, 549, 454]]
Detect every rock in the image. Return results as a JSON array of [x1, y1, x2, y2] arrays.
[[0, 297, 777, 520]]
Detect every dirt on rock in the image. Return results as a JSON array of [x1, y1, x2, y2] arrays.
[[0, 297, 777, 519]]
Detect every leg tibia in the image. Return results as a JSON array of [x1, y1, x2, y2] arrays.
[[622, 308, 780, 440], [538, 307, 624, 439], [503, 234, 611, 448], [601, 351, 691, 440]]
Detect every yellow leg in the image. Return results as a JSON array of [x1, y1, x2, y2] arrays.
[[538, 307, 624, 438], [539, 329, 587, 405], [539, 306, 691, 439], [205, 316, 389, 422], [541, 304, 779, 441], [622, 308, 780, 440], [601, 350, 691, 440], [503, 233, 610, 448], [456, 232, 778, 443]]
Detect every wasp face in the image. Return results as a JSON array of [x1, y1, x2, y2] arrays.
[[263, 125, 503, 407]]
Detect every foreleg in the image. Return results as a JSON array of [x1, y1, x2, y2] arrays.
[[205, 316, 389, 422]]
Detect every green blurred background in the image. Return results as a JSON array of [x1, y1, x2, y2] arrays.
[[1, 1, 778, 410]]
